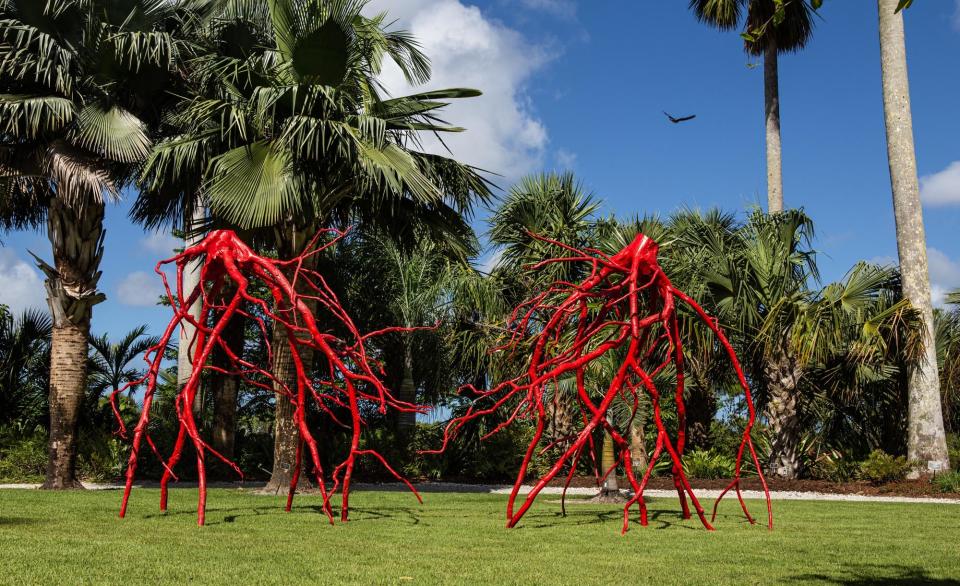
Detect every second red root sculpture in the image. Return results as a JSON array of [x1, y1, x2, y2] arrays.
[[429, 233, 772, 532], [111, 229, 425, 526]]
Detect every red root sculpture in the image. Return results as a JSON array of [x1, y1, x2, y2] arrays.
[[428, 233, 772, 532], [111, 229, 425, 526]]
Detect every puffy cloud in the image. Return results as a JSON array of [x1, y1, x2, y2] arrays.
[[555, 149, 577, 170], [116, 271, 164, 307], [140, 231, 180, 256], [0, 249, 47, 315], [920, 161, 960, 206], [927, 247, 960, 306], [366, 0, 552, 182], [519, 0, 576, 19], [954, 0, 960, 31]]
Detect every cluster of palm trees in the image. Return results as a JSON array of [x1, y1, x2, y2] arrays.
[[0, 0, 952, 489], [689, 0, 950, 474], [0, 0, 490, 489]]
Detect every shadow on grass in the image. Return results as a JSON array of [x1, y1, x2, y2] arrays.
[[139, 503, 426, 526], [789, 564, 960, 585], [520, 505, 743, 531], [0, 517, 43, 526]]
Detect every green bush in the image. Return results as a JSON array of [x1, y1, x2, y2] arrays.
[[809, 451, 859, 482], [857, 450, 916, 485], [933, 470, 960, 494], [0, 427, 47, 482], [682, 449, 736, 479], [946, 435, 960, 471]]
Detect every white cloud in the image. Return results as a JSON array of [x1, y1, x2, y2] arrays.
[[366, 0, 552, 183], [116, 271, 164, 307], [0, 249, 46, 315], [555, 149, 577, 170], [140, 231, 180, 256], [520, 0, 576, 19], [927, 247, 960, 306], [920, 161, 960, 206], [953, 0, 960, 31]]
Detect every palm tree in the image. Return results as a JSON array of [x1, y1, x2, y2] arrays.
[[935, 291, 960, 436], [0, 0, 182, 488], [876, 0, 949, 474], [134, 0, 491, 491], [488, 172, 601, 446], [689, 0, 815, 212], [347, 231, 467, 434], [0, 305, 51, 428], [88, 326, 163, 400], [696, 210, 924, 478]]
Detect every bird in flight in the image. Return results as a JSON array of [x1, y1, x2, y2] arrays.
[[663, 111, 696, 124]]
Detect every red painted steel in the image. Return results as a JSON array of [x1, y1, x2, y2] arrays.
[[426, 232, 773, 532], [110, 229, 424, 526]]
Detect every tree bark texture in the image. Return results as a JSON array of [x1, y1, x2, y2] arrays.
[[177, 204, 206, 401], [763, 349, 802, 479], [877, 0, 949, 474], [764, 40, 784, 213], [38, 198, 106, 489]]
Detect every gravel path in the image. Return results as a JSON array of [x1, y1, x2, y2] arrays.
[[2, 481, 959, 504]]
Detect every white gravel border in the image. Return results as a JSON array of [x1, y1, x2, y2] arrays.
[[2, 481, 959, 504]]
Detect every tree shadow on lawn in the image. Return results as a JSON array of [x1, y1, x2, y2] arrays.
[[788, 564, 960, 585], [518, 505, 749, 531], [139, 504, 425, 526], [0, 517, 44, 526]]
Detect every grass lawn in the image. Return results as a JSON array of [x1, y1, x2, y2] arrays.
[[1, 488, 958, 585]]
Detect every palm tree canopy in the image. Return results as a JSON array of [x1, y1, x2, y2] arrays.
[[0, 306, 52, 427], [88, 325, 164, 397], [689, 0, 815, 55], [132, 0, 492, 259]]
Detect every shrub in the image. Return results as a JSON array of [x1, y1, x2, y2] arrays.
[[857, 450, 916, 484], [947, 435, 960, 471], [0, 427, 47, 482], [809, 451, 859, 483], [933, 470, 960, 494], [682, 449, 736, 479]]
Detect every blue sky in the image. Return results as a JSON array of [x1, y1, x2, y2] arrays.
[[1, 0, 959, 342]]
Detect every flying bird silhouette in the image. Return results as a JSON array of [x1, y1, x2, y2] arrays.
[[663, 111, 696, 124]]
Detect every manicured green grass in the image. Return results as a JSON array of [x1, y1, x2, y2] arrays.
[[1, 488, 958, 585]]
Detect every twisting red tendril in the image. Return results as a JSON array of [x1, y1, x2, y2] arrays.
[[425, 232, 772, 532], [110, 229, 427, 526]]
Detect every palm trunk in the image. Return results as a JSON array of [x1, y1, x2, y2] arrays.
[[686, 371, 717, 450], [210, 295, 244, 467], [600, 418, 618, 496], [38, 198, 106, 489], [763, 347, 802, 479], [396, 343, 417, 434], [764, 40, 784, 213], [264, 223, 316, 492], [177, 204, 206, 407], [263, 320, 306, 492], [628, 413, 648, 476], [877, 0, 950, 474]]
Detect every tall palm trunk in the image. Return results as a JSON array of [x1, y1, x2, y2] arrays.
[[38, 198, 106, 489], [877, 0, 950, 474], [763, 348, 802, 479], [686, 371, 717, 450], [264, 223, 316, 492], [396, 343, 417, 433], [764, 40, 784, 213], [600, 416, 619, 496], [628, 413, 648, 476], [177, 204, 206, 403], [211, 291, 244, 468]]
